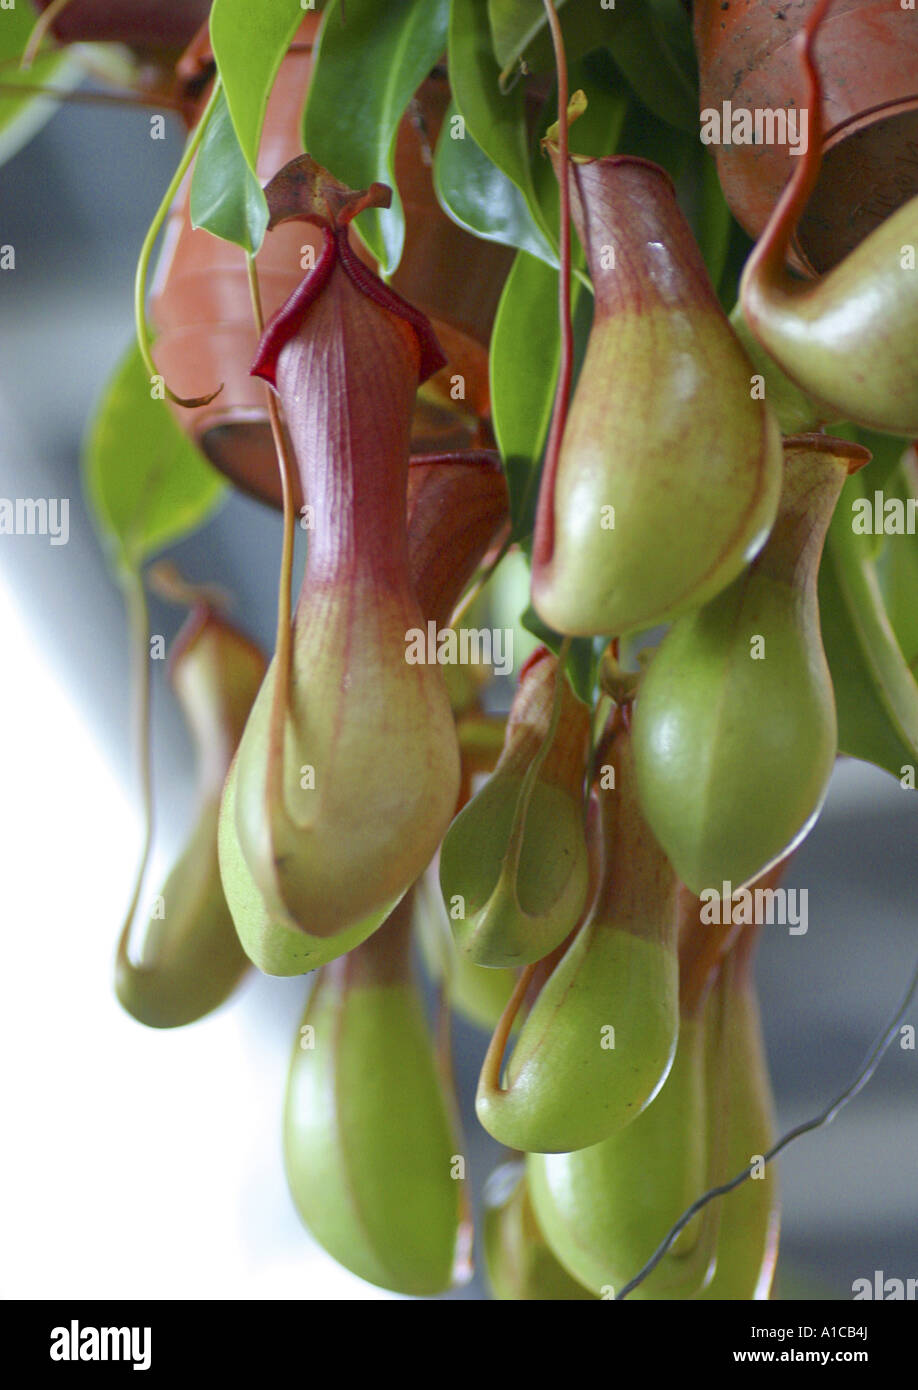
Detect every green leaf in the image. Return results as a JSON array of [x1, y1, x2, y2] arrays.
[[303, 0, 450, 274], [488, 0, 573, 70], [448, 0, 555, 265], [190, 85, 268, 252], [84, 342, 226, 574], [489, 0, 614, 90], [819, 474, 918, 779], [209, 0, 305, 171], [490, 0, 696, 131], [434, 108, 557, 262], [646, 0, 698, 78], [0, 4, 74, 168], [519, 606, 599, 705], [490, 249, 562, 536], [600, 1, 697, 133]]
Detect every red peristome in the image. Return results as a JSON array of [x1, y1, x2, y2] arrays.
[[336, 233, 446, 385], [250, 229, 446, 390], [250, 229, 338, 387], [519, 645, 553, 684]]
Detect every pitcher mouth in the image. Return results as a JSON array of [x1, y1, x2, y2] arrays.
[[795, 100, 918, 275]]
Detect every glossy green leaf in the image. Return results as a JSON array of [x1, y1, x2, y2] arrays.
[[303, 0, 449, 274], [646, 0, 698, 77], [0, 3, 74, 168], [490, 249, 562, 534], [601, 1, 697, 133], [519, 606, 600, 706], [819, 472, 918, 779], [448, 0, 555, 265], [489, 0, 615, 91], [434, 107, 558, 262], [209, 0, 305, 170], [190, 85, 268, 252], [494, 0, 696, 131], [84, 342, 225, 573], [488, 0, 573, 70]]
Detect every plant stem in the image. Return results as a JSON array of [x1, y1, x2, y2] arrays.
[[20, 0, 72, 70], [245, 254, 301, 833], [534, 0, 573, 568]]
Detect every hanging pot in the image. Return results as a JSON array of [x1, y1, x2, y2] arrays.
[[149, 18, 322, 512], [694, 0, 918, 273], [150, 23, 511, 510]]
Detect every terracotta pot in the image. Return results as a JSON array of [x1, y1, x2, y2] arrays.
[[150, 22, 511, 510], [695, 0, 918, 272], [150, 23, 323, 512], [32, 0, 211, 56]]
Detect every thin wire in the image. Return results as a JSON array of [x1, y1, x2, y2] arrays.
[[617, 949, 918, 1299]]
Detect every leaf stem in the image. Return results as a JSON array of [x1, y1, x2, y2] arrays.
[[133, 76, 225, 408], [20, 0, 71, 70], [245, 254, 300, 818]]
